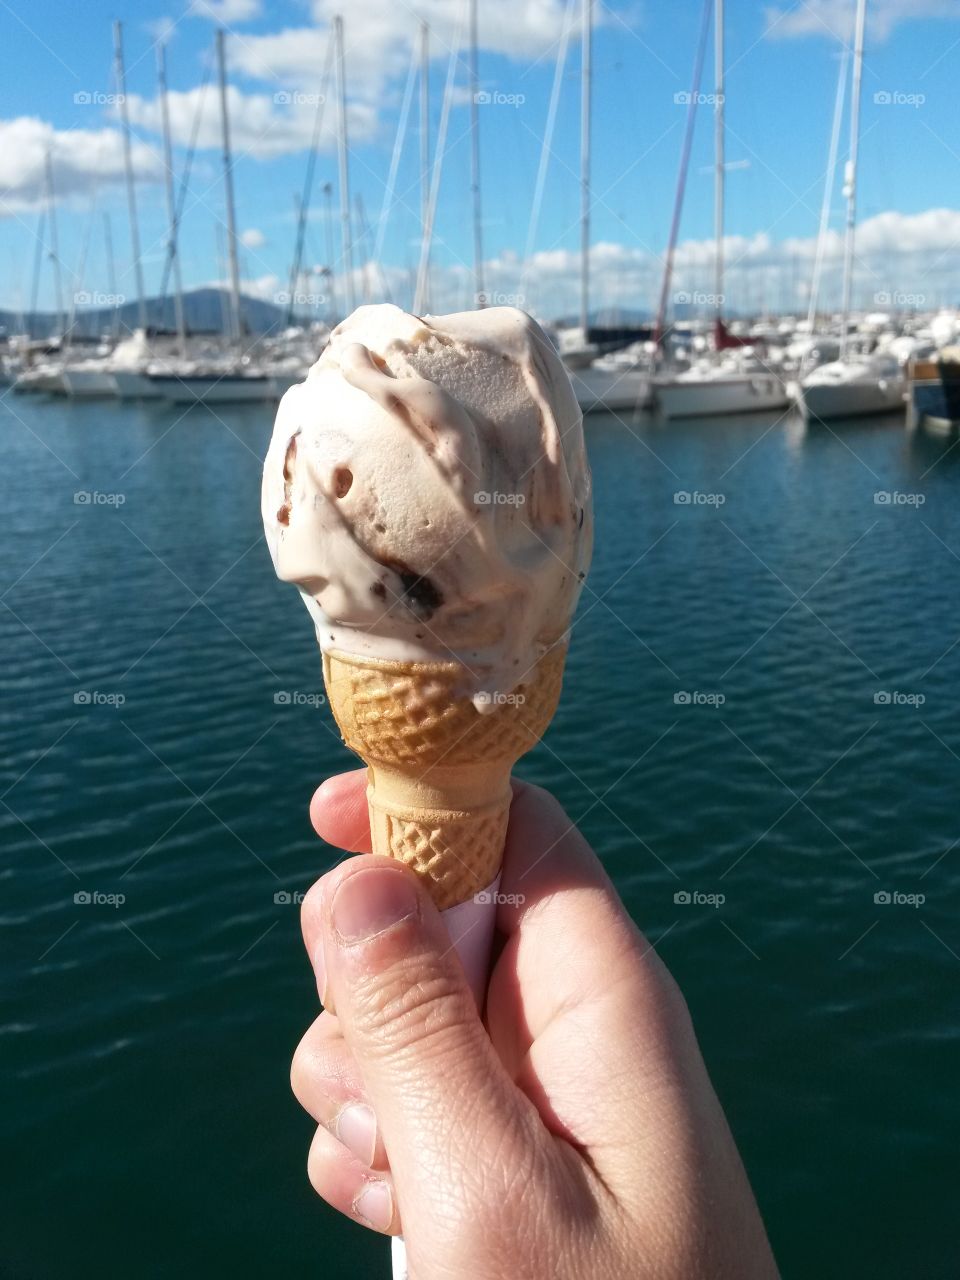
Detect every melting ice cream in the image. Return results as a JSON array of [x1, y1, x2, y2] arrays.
[[262, 303, 592, 703]]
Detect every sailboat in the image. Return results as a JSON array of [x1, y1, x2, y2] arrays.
[[14, 152, 69, 393], [561, 0, 652, 414], [146, 28, 274, 404], [60, 24, 176, 401], [655, 0, 788, 419], [797, 0, 905, 423]]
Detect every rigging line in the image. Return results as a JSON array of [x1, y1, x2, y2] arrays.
[[520, 0, 577, 302], [654, 0, 713, 344], [286, 34, 336, 325], [373, 40, 418, 279], [413, 0, 468, 315]]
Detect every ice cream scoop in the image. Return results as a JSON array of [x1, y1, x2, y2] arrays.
[[262, 303, 592, 706], [262, 303, 592, 909]]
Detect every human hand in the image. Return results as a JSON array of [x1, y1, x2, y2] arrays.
[[292, 769, 779, 1279]]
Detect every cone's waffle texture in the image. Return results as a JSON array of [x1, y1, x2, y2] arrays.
[[322, 645, 566, 909]]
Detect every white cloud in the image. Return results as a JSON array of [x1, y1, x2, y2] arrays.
[[765, 0, 959, 42], [228, 25, 405, 110], [346, 207, 960, 319], [188, 0, 263, 24], [229, 0, 577, 110], [123, 83, 375, 159], [147, 17, 179, 43], [311, 0, 578, 60], [0, 117, 161, 215], [240, 226, 265, 248]]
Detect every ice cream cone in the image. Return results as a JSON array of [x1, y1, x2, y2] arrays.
[[322, 643, 567, 909]]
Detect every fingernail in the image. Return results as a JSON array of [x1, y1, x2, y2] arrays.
[[312, 943, 328, 1006], [336, 1103, 377, 1166], [332, 868, 418, 944], [354, 1179, 393, 1232]]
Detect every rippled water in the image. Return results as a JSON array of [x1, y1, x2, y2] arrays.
[[3, 395, 958, 1278]]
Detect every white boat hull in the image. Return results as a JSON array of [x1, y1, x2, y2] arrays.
[[61, 368, 118, 398], [112, 370, 164, 400], [798, 377, 905, 422], [147, 373, 277, 404], [13, 368, 65, 394], [570, 367, 652, 413], [656, 374, 788, 419]]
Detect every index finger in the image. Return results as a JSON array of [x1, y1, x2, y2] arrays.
[[310, 769, 373, 854]]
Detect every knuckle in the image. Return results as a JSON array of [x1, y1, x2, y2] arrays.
[[290, 1030, 318, 1103], [299, 878, 326, 944], [638, 943, 695, 1039], [352, 954, 474, 1062], [290, 1022, 344, 1102]]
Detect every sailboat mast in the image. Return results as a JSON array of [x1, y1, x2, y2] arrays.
[[412, 5, 464, 316], [713, 0, 725, 328], [802, 41, 849, 375], [286, 36, 334, 328], [839, 0, 867, 361], [334, 15, 355, 313], [419, 22, 430, 311], [653, 0, 712, 345], [216, 28, 243, 345], [104, 213, 121, 341], [29, 208, 46, 337], [114, 21, 147, 332], [579, 0, 592, 336], [323, 182, 338, 322], [158, 42, 187, 352], [469, 0, 484, 306], [45, 151, 64, 336]]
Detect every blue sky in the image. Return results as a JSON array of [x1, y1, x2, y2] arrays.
[[2, 0, 959, 319]]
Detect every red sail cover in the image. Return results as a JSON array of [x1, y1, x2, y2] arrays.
[[714, 319, 759, 350]]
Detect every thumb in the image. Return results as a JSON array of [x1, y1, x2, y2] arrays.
[[318, 857, 538, 1231]]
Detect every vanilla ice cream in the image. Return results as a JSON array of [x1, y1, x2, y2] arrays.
[[262, 304, 592, 704]]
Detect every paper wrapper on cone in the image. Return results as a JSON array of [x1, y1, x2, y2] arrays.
[[322, 644, 567, 911]]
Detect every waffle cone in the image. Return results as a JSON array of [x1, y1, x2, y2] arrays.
[[322, 645, 567, 909]]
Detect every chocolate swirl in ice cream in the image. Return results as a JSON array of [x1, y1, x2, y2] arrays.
[[261, 304, 592, 706]]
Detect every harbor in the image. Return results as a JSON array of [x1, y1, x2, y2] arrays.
[[3, 0, 960, 436], [3, 1, 960, 1277]]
